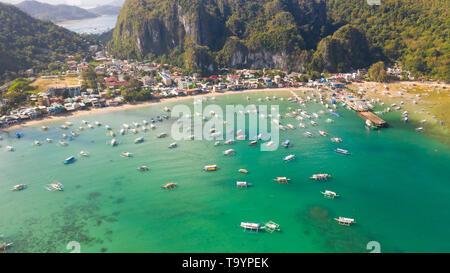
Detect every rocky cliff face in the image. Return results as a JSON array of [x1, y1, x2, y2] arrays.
[[109, 0, 327, 73]]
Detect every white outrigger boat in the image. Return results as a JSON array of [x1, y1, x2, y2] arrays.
[[33, 140, 42, 146], [111, 138, 119, 147], [59, 140, 68, 147], [168, 142, 178, 149], [304, 131, 313, 137], [123, 123, 130, 129], [60, 125, 68, 130], [41, 126, 48, 131], [310, 174, 331, 181], [238, 169, 249, 174], [65, 122, 73, 126], [283, 154, 295, 162], [310, 120, 318, 126], [203, 165, 218, 171], [120, 129, 126, 135], [95, 121, 102, 126], [287, 124, 295, 129], [223, 149, 235, 155], [121, 152, 133, 157], [134, 137, 144, 144], [240, 222, 262, 232], [79, 151, 89, 157], [46, 182, 64, 191], [12, 184, 27, 191], [46, 138, 53, 143], [331, 137, 343, 143], [334, 217, 355, 226], [157, 132, 168, 138], [298, 123, 306, 128], [274, 177, 290, 184], [319, 130, 328, 136], [235, 181, 251, 188], [224, 139, 235, 145], [321, 190, 339, 199], [105, 125, 111, 130]]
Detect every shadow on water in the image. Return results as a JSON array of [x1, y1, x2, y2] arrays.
[[301, 206, 373, 253]]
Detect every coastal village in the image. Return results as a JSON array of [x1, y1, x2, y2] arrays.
[[0, 45, 448, 137]]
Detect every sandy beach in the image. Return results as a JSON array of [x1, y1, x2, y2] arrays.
[[1, 88, 299, 132]]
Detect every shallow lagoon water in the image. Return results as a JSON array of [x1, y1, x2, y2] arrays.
[[0, 90, 449, 253]]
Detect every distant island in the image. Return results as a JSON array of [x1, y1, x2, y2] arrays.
[[15, 1, 121, 23]]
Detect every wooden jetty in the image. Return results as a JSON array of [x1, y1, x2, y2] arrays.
[[357, 111, 388, 128]]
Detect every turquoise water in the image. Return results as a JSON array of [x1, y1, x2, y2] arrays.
[[57, 15, 117, 34], [0, 90, 449, 253]]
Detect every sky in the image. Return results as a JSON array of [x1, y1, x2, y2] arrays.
[[0, 0, 124, 8]]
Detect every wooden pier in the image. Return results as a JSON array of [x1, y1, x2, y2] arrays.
[[357, 111, 388, 128]]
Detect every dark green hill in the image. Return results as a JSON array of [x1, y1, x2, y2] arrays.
[[0, 3, 91, 83], [109, 0, 448, 80]]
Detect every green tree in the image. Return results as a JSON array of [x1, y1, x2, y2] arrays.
[[368, 61, 389, 82]]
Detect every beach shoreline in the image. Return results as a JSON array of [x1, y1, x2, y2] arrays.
[[1, 88, 300, 132]]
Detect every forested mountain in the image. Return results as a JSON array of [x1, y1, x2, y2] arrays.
[[88, 5, 122, 16], [109, 0, 449, 80], [15, 1, 98, 22], [0, 3, 91, 83]]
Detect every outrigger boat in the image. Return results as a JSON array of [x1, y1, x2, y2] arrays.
[[168, 142, 178, 148], [41, 126, 48, 131], [161, 182, 177, 190], [111, 138, 119, 146], [334, 217, 355, 226], [130, 128, 137, 134], [274, 177, 290, 184], [59, 140, 68, 147], [235, 181, 251, 188], [224, 139, 235, 145], [223, 149, 235, 155], [214, 141, 221, 146], [263, 221, 281, 233], [319, 130, 328, 136], [123, 123, 130, 129], [157, 132, 168, 138], [12, 184, 26, 191], [283, 154, 295, 162], [0, 242, 13, 251], [105, 125, 111, 130], [240, 222, 262, 232], [163, 106, 171, 112], [203, 165, 218, 171], [310, 174, 331, 181], [60, 125, 68, 130], [109, 130, 116, 137], [238, 169, 248, 174], [88, 124, 94, 129], [335, 148, 351, 155], [95, 121, 101, 126], [79, 151, 89, 157], [135, 137, 144, 144], [46, 182, 64, 191], [248, 140, 258, 146], [287, 124, 295, 129], [304, 131, 313, 137], [137, 166, 149, 172], [120, 129, 126, 135], [310, 120, 318, 126], [121, 152, 133, 157], [46, 138, 53, 143], [63, 156, 76, 165], [150, 124, 156, 129], [33, 140, 42, 146], [298, 123, 306, 128], [282, 140, 291, 148], [321, 190, 339, 199], [331, 137, 343, 143]]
